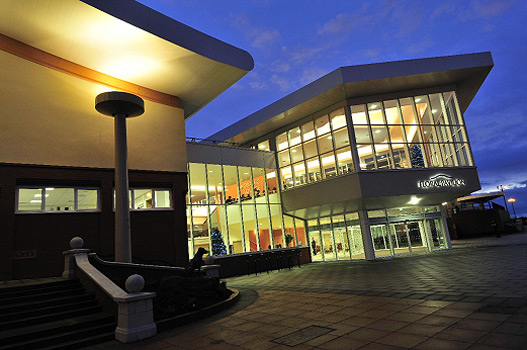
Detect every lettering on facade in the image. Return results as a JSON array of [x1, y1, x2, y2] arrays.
[[417, 174, 466, 189]]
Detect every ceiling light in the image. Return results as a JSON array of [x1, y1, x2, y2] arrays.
[[408, 196, 421, 205], [369, 104, 378, 109], [45, 188, 54, 191], [415, 98, 422, 102], [432, 109, 438, 114], [30, 200, 42, 203], [375, 130, 381, 133]]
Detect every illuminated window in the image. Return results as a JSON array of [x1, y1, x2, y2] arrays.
[[17, 187, 99, 212]]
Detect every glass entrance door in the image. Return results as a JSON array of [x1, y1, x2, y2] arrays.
[[408, 221, 426, 252], [428, 219, 446, 249], [390, 220, 427, 254], [371, 224, 391, 257], [390, 222, 410, 254]]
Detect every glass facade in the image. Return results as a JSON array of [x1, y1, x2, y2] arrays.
[[273, 91, 471, 189], [307, 206, 447, 262], [187, 162, 306, 257], [276, 108, 353, 189]]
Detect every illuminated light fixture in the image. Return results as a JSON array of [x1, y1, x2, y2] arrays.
[[244, 172, 249, 175], [375, 130, 382, 133], [34, 194, 49, 197], [432, 109, 438, 114], [45, 188, 55, 191], [291, 149, 297, 152], [258, 144, 266, 149], [30, 200, 42, 203], [369, 104, 378, 109], [147, 192, 152, 198], [218, 183, 222, 185], [327, 136, 332, 139], [408, 196, 421, 205], [297, 129, 301, 133], [442, 202, 448, 206], [415, 98, 422, 102]]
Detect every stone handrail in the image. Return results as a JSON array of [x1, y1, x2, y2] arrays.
[[63, 237, 156, 343]]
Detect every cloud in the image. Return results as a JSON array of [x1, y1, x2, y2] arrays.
[[299, 67, 328, 85], [270, 74, 294, 92], [471, 0, 515, 19], [318, 13, 357, 35], [282, 45, 326, 64], [230, 13, 280, 49], [269, 60, 290, 73]]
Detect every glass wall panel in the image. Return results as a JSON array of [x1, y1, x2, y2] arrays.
[[191, 205, 210, 253], [207, 164, 224, 204], [371, 224, 391, 257], [276, 132, 288, 151], [306, 157, 322, 182], [256, 204, 272, 250], [226, 204, 244, 254], [189, 163, 207, 205], [78, 189, 99, 210], [290, 144, 304, 163], [288, 127, 302, 146], [368, 103, 384, 124], [265, 169, 279, 200], [46, 188, 75, 211], [330, 108, 347, 130], [257, 140, 270, 151], [18, 188, 43, 211], [271, 205, 286, 248], [294, 218, 307, 246], [252, 167, 266, 202], [333, 128, 350, 149], [293, 162, 307, 186], [278, 150, 291, 167], [303, 139, 318, 159], [319, 217, 336, 260], [345, 213, 364, 259], [238, 167, 254, 203], [209, 205, 229, 256], [281, 166, 293, 189], [301, 121, 316, 141], [317, 135, 333, 154], [336, 147, 353, 174], [351, 104, 368, 124], [315, 115, 331, 136], [242, 205, 258, 251], [308, 219, 323, 262], [320, 152, 337, 178], [332, 215, 350, 260], [223, 165, 239, 204], [384, 100, 403, 124]]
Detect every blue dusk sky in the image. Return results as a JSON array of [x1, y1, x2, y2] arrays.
[[138, 0, 527, 217]]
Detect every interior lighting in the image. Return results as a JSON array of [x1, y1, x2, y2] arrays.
[[375, 130, 382, 133], [415, 98, 422, 102], [45, 188, 55, 191], [30, 200, 42, 203], [408, 196, 421, 205], [442, 202, 448, 206], [432, 109, 438, 114], [369, 104, 378, 109], [34, 194, 49, 197]]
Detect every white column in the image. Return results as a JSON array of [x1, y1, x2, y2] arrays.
[[358, 210, 375, 260], [440, 205, 453, 249], [114, 113, 132, 263]]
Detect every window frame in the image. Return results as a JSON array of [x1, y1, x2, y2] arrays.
[[16, 186, 100, 213]]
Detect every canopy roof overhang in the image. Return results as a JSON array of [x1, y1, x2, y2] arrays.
[[210, 52, 493, 144], [0, 0, 254, 118], [457, 192, 504, 203]]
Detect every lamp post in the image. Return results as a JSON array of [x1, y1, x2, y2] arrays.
[[507, 198, 517, 219], [95, 91, 144, 263], [497, 185, 509, 212]]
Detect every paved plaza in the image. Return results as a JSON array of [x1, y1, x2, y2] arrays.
[[91, 233, 527, 350]]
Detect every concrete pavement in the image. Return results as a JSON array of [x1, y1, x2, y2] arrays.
[[89, 232, 527, 350]]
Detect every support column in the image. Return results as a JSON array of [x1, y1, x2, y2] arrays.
[[440, 205, 453, 250], [358, 210, 375, 260], [114, 114, 132, 263], [95, 91, 144, 263]]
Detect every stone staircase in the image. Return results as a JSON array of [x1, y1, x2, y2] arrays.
[[0, 278, 116, 350]]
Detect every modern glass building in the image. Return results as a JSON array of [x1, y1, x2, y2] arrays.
[[208, 52, 493, 262]]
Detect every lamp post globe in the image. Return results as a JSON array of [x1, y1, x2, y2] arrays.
[[95, 91, 144, 263]]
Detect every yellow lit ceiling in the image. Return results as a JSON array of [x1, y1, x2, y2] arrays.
[[0, 0, 254, 118]]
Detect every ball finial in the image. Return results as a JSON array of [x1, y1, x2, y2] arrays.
[[125, 274, 145, 293], [70, 237, 84, 249]]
